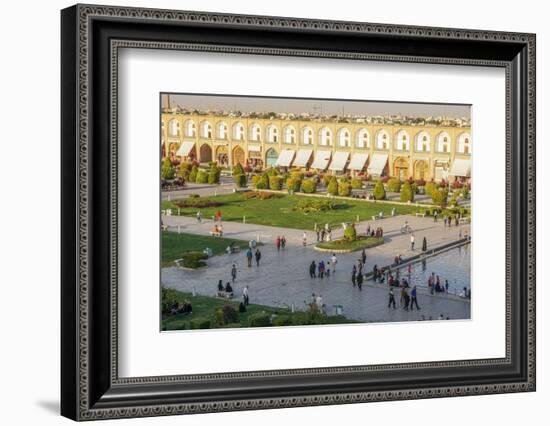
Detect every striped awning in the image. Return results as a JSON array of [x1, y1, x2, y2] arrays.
[[176, 141, 195, 157], [367, 153, 388, 176], [293, 149, 313, 167], [275, 149, 296, 167], [450, 159, 471, 177], [348, 153, 369, 171], [310, 150, 332, 170], [328, 151, 350, 171]]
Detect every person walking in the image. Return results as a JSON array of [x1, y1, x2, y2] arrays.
[[325, 260, 331, 277], [361, 249, 366, 265], [316, 228, 320, 242], [356, 270, 363, 290], [242, 285, 249, 306], [320, 229, 326, 242], [410, 233, 415, 251], [445, 279, 449, 293], [331, 253, 337, 273], [351, 265, 357, 287], [422, 236, 427, 252], [433, 210, 438, 222], [309, 261, 316, 278], [281, 236, 286, 249], [255, 248, 261, 267], [246, 248, 253, 267], [231, 263, 237, 284], [410, 285, 420, 310], [196, 210, 202, 223], [318, 260, 325, 278], [388, 287, 396, 309], [302, 232, 308, 247], [276, 236, 281, 251]]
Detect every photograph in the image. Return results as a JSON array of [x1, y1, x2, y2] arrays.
[[159, 93, 472, 331]]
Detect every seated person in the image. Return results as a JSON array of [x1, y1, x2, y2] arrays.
[[217, 280, 224, 292], [225, 282, 233, 295]]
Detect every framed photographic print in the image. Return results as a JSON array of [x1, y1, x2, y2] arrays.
[[61, 4, 536, 421]]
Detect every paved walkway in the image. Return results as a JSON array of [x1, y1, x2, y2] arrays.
[[161, 213, 470, 323]]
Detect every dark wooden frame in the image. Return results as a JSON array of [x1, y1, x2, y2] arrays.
[[61, 4, 536, 421]]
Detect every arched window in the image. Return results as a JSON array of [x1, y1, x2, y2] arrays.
[[356, 129, 369, 148], [233, 122, 245, 140], [395, 130, 410, 151], [184, 120, 196, 137], [201, 121, 212, 139], [376, 130, 390, 150], [437, 132, 451, 153], [266, 125, 279, 143], [319, 127, 332, 146], [457, 133, 471, 154], [337, 128, 351, 147], [217, 122, 228, 140], [302, 126, 313, 145], [168, 119, 179, 137], [250, 124, 261, 141], [415, 131, 431, 152], [284, 126, 296, 144]]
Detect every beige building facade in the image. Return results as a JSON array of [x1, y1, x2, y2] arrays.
[[161, 112, 472, 182]]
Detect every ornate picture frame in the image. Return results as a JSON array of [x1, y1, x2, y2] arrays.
[[61, 4, 536, 420]]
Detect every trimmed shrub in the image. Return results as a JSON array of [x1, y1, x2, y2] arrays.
[[431, 187, 449, 207], [286, 177, 302, 193], [343, 224, 357, 241], [248, 312, 271, 327], [232, 163, 245, 176], [161, 158, 174, 180], [254, 173, 269, 189], [190, 318, 211, 329], [271, 315, 293, 327], [327, 176, 338, 195], [322, 174, 332, 186], [188, 165, 198, 183], [400, 181, 414, 202], [195, 170, 208, 184], [425, 181, 436, 197], [215, 304, 239, 326], [373, 180, 386, 200], [234, 174, 247, 188], [387, 178, 402, 193], [181, 251, 208, 268], [266, 167, 279, 177], [178, 162, 192, 180], [269, 175, 283, 190], [301, 179, 317, 194], [290, 171, 305, 181], [461, 185, 470, 199], [351, 178, 363, 190], [338, 182, 352, 197], [294, 198, 334, 213], [207, 166, 221, 184]]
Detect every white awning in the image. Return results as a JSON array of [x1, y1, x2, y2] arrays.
[[348, 153, 369, 171], [176, 141, 195, 157], [310, 150, 332, 170], [248, 145, 261, 152], [367, 153, 388, 176], [450, 158, 471, 177], [328, 151, 350, 171], [293, 149, 313, 167], [275, 149, 296, 167]]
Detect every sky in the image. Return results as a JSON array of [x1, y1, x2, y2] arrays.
[[162, 93, 470, 118]]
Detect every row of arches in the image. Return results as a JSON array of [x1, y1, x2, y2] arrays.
[[165, 118, 471, 154]]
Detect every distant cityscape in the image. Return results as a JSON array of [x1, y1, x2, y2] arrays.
[[161, 105, 470, 128]]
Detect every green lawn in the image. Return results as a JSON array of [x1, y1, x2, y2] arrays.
[[161, 231, 250, 266], [162, 288, 357, 331], [162, 193, 417, 230], [316, 236, 384, 252]]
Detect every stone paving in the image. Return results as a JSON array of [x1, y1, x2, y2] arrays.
[[161, 212, 471, 323]]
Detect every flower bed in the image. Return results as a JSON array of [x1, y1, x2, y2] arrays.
[[315, 236, 384, 253]]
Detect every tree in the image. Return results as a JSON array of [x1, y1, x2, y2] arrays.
[[343, 224, 357, 241], [431, 187, 449, 207], [232, 163, 245, 176], [234, 174, 247, 188], [387, 178, 402, 193], [351, 178, 363, 189], [373, 180, 386, 200], [286, 177, 301, 193], [161, 158, 174, 180], [188, 165, 198, 183], [327, 176, 338, 195], [338, 182, 352, 197], [400, 181, 414, 202], [196, 170, 208, 184], [208, 166, 221, 184], [178, 162, 192, 180], [254, 173, 269, 189], [425, 181, 436, 197], [301, 179, 317, 194], [461, 185, 470, 199], [269, 175, 283, 190]]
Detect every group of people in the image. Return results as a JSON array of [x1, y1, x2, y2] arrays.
[[169, 300, 193, 315], [350, 250, 368, 289], [309, 253, 338, 279], [314, 223, 333, 243], [246, 247, 262, 267], [427, 273, 449, 294], [387, 280, 421, 311], [275, 235, 287, 251], [309, 293, 325, 314], [365, 224, 384, 238]]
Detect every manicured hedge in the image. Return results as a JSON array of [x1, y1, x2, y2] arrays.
[[248, 312, 271, 327], [301, 179, 317, 193]]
